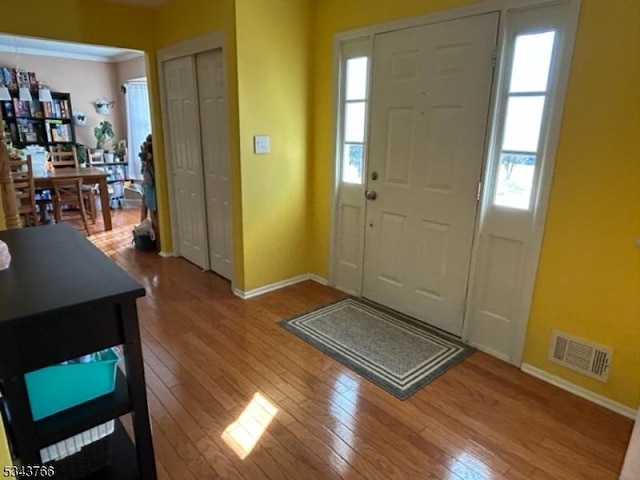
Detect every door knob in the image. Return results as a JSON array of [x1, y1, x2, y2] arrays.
[[365, 190, 377, 200]]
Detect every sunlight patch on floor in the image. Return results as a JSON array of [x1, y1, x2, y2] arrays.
[[221, 393, 278, 460]]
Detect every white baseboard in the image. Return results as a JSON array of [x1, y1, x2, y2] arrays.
[[521, 363, 638, 419], [158, 251, 174, 258], [233, 273, 328, 300], [309, 274, 328, 286]]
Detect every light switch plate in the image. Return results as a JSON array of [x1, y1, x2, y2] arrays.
[[254, 135, 271, 154]]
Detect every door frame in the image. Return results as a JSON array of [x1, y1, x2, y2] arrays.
[[157, 31, 235, 285], [329, 0, 581, 365]]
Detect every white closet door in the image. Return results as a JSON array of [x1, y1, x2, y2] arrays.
[[363, 13, 499, 335], [196, 49, 233, 279], [163, 55, 208, 269]]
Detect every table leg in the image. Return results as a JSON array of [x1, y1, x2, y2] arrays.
[[99, 178, 112, 231]]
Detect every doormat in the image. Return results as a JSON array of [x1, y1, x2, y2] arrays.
[[279, 297, 474, 400]]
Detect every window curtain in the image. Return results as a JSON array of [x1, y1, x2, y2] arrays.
[[124, 81, 151, 181]]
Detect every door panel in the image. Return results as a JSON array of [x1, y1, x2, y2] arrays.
[[196, 49, 233, 279], [363, 13, 499, 335], [164, 56, 208, 269]]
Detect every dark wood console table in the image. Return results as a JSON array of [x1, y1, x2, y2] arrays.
[[0, 223, 156, 479]]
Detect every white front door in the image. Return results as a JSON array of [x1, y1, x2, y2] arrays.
[[196, 49, 233, 280], [163, 55, 208, 269], [363, 13, 499, 335]]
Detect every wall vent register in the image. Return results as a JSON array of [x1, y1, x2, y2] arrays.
[[548, 330, 612, 382]]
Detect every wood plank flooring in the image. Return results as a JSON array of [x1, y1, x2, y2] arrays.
[[90, 209, 633, 479]]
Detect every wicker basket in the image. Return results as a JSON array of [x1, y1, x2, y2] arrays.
[[45, 434, 112, 480]]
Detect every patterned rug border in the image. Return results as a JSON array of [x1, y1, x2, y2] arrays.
[[279, 297, 474, 400]]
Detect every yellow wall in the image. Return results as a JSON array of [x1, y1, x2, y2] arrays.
[[0, 0, 152, 50], [235, 0, 311, 290], [522, 0, 640, 408], [310, 0, 640, 408], [0, 0, 637, 409], [154, 0, 311, 290]]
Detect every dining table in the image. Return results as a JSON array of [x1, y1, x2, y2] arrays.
[[33, 167, 112, 231]]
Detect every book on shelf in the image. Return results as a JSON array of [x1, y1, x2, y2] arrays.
[[29, 99, 43, 118], [42, 101, 52, 118], [17, 70, 30, 89], [0, 67, 17, 89], [28, 72, 38, 91], [48, 121, 72, 142], [1, 100, 14, 118], [17, 120, 38, 143], [12, 98, 30, 118]]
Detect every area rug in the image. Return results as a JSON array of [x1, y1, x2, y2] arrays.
[[279, 297, 474, 400]]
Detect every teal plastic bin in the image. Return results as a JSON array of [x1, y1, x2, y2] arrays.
[[24, 348, 120, 421]]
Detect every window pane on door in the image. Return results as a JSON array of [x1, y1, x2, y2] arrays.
[[343, 143, 364, 184], [494, 153, 536, 209], [509, 32, 556, 93], [346, 57, 368, 100], [344, 102, 366, 143], [502, 96, 545, 152]]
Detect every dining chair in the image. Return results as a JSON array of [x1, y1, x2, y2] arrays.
[[50, 177, 90, 236], [9, 156, 38, 227], [49, 146, 97, 224], [49, 146, 79, 168]]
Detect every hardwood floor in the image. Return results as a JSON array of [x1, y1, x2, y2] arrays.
[[89, 212, 633, 479]]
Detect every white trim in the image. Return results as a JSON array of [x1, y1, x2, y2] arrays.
[[329, 36, 372, 292], [469, 342, 511, 363], [158, 251, 175, 258], [112, 51, 144, 63], [333, 0, 503, 42], [233, 274, 328, 300], [521, 364, 638, 419], [510, 0, 582, 365], [156, 31, 225, 63], [0, 44, 143, 63], [309, 274, 329, 286]]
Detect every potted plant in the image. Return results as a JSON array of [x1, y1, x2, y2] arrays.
[[94, 121, 114, 149]]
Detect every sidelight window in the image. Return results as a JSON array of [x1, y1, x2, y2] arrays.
[[340, 56, 369, 184], [494, 31, 556, 210]]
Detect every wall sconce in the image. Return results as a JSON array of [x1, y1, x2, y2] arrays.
[[95, 99, 114, 115]]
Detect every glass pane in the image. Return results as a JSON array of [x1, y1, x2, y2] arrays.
[[343, 143, 364, 184], [344, 102, 365, 143], [502, 96, 545, 152], [346, 57, 368, 100], [494, 153, 536, 209], [509, 31, 556, 93]]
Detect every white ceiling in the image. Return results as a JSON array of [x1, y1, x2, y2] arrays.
[[0, 34, 144, 63]]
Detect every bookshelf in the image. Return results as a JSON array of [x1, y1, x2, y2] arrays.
[[87, 148, 130, 209], [1, 91, 75, 150]]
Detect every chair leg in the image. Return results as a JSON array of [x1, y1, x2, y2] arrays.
[[78, 198, 90, 236], [89, 191, 97, 225], [52, 198, 61, 224]]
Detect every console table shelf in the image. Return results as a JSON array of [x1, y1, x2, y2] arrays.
[[0, 224, 156, 480]]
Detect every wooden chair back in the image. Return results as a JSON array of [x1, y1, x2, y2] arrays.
[[51, 177, 90, 235], [9, 156, 38, 227], [50, 146, 79, 169]]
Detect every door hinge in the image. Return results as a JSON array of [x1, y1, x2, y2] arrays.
[[491, 48, 499, 67], [476, 181, 483, 202]]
